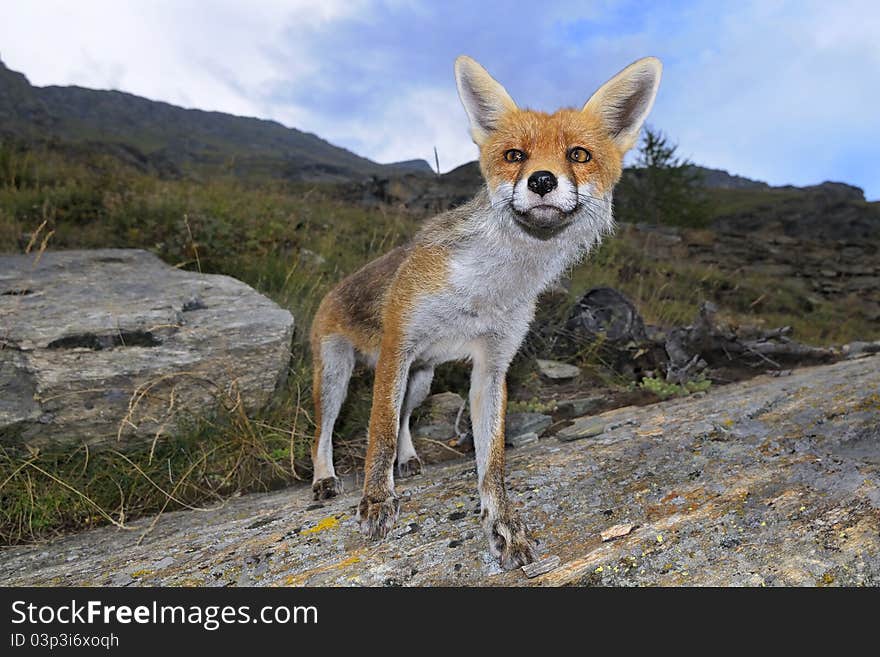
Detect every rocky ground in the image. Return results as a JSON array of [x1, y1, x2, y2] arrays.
[[2, 355, 877, 587]]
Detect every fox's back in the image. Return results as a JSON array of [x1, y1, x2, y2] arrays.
[[310, 245, 410, 358], [310, 193, 486, 359]]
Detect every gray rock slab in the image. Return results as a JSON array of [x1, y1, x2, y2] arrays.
[[557, 417, 607, 442], [506, 431, 539, 448], [0, 249, 294, 449], [505, 412, 552, 446], [536, 359, 581, 380]]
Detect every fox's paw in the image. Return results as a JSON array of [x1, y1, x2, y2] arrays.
[[312, 476, 343, 500], [358, 493, 400, 540], [483, 510, 537, 570], [396, 456, 422, 478]]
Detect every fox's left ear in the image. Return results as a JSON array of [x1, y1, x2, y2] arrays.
[[583, 57, 662, 152], [454, 55, 518, 146]]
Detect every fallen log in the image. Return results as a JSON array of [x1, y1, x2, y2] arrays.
[[557, 288, 839, 385], [664, 301, 835, 383]]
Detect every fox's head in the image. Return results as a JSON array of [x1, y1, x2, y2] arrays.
[[454, 55, 661, 240]]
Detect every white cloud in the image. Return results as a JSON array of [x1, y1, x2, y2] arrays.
[[276, 85, 478, 169], [1, 1, 878, 196], [0, 0, 362, 119]]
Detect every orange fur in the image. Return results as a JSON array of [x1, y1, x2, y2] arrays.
[[480, 109, 623, 197], [363, 246, 449, 489], [312, 245, 450, 496]]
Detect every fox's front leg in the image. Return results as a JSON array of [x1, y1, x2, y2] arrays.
[[470, 339, 537, 569], [358, 337, 411, 540]]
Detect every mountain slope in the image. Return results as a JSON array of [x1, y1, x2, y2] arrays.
[[0, 59, 431, 182]]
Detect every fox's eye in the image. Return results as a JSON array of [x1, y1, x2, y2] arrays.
[[568, 146, 591, 163], [503, 149, 526, 163]]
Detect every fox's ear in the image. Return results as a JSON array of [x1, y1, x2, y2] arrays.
[[454, 55, 518, 145], [583, 57, 662, 152]]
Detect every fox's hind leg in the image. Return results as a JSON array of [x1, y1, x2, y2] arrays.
[[396, 365, 433, 478], [311, 334, 355, 500]]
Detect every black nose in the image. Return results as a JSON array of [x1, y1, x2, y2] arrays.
[[527, 170, 558, 196]]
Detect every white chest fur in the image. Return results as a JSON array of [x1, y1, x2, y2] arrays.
[[407, 199, 613, 365]]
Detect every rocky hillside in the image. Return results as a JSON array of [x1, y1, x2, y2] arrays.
[[2, 355, 877, 586], [708, 182, 880, 241], [351, 161, 880, 242], [0, 59, 431, 182]]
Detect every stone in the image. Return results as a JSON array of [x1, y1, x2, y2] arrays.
[[0, 249, 294, 450], [555, 396, 605, 418], [536, 359, 581, 380], [846, 276, 880, 292], [506, 431, 539, 448], [411, 392, 469, 462], [600, 523, 635, 542], [521, 555, 561, 578], [843, 341, 880, 359], [557, 418, 607, 442], [505, 412, 552, 447], [109, 572, 134, 587]]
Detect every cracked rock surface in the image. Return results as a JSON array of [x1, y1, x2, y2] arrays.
[[0, 249, 294, 449], [1, 356, 878, 586]]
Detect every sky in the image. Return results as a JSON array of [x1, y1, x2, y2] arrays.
[[2, 0, 879, 199]]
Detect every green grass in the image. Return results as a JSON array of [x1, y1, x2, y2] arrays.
[[1, 139, 878, 544], [568, 226, 877, 346], [703, 187, 806, 218], [639, 375, 712, 400]]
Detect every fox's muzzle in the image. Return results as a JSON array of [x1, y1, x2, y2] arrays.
[[512, 209, 574, 240]]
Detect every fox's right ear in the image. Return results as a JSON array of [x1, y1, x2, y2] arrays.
[[454, 56, 517, 146]]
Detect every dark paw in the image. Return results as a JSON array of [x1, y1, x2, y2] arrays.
[[483, 511, 537, 570], [396, 456, 422, 478], [358, 494, 400, 540], [312, 476, 343, 500]]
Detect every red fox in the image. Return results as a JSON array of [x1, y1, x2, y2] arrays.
[[309, 55, 662, 568]]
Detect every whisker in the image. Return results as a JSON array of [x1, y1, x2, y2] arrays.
[[490, 193, 515, 210], [576, 192, 607, 204]]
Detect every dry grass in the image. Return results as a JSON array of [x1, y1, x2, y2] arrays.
[[1, 140, 878, 544], [0, 143, 417, 543]]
